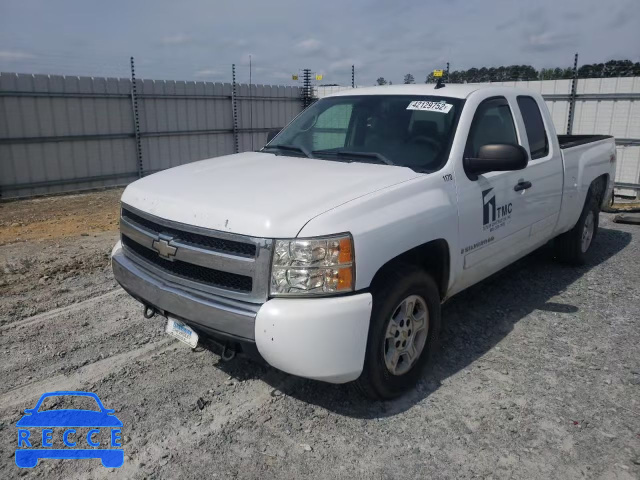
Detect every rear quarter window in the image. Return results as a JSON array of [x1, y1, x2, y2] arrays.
[[517, 96, 549, 160]]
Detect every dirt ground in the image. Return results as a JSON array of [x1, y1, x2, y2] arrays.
[[0, 190, 639, 479], [0, 189, 121, 246]]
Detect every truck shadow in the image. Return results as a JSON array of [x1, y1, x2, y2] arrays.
[[221, 225, 632, 418]]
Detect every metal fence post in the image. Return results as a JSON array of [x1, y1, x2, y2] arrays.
[[130, 56, 144, 178], [566, 53, 579, 135], [232, 63, 239, 153], [302, 69, 312, 108], [249, 55, 254, 151]]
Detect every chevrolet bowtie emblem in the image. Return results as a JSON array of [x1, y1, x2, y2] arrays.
[[152, 235, 177, 260]]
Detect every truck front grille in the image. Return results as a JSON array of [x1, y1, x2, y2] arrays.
[[119, 204, 272, 303], [122, 236, 253, 292], [122, 208, 256, 257]]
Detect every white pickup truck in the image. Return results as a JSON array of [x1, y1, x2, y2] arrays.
[[111, 84, 616, 399]]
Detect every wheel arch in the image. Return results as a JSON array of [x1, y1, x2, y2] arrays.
[[369, 239, 450, 300], [588, 173, 609, 207]]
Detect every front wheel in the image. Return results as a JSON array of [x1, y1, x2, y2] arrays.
[[356, 266, 441, 400]]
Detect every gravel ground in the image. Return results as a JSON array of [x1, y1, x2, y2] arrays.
[[0, 192, 639, 479]]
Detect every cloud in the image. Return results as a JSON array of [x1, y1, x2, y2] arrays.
[[525, 31, 576, 52], [496, 19, 515, 31], [497, 6, 547, 32], [0, 0, 637, 85], [0, 50, 35, 61], [562, 10, 585, 22], [270, 71, 296, 81], [194, 68, 222, 78], [238, 53, 257, 66], [295, 38, 322, 54], [328, 59, 356, 73], [160, 34, 194, 46], [608, 2, 638, 28]]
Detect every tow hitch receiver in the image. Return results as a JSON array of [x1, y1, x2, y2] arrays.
[[221, 343, 237, 361]]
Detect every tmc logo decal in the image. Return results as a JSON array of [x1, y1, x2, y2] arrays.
[[482, 188, 496, 225], [481, 188, 513, 232], [15, 391, 123, 469]]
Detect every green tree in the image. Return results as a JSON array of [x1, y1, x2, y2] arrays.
[[403, 73, 415, 84], [578, 60, 640, 78], [423, 59, 638, 84], [376, 77, 388, 85], [448, 70, 464, 83], [520, 65, 539, 80], [539, 68, 554, 80]]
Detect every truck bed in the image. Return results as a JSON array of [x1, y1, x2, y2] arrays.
[[557, 134, 613, 149]]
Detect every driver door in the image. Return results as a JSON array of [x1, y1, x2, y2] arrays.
[[454, 97, 532, 289]]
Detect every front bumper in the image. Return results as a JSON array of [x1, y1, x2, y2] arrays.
[[254, 294, 372, 383], [111, 241, 372, 383], [111, 241, 260, 340]]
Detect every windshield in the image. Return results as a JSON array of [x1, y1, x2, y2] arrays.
[[264, 95, 463, 172]]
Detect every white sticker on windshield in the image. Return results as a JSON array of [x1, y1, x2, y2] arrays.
[[406, 100, 453, 114]]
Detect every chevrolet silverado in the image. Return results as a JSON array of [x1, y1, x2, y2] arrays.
[[111, 84, 616, 399]]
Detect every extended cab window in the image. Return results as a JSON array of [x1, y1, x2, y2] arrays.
[[265, 95, 463, 173], [465, 97, 518, 158], [517, 96, 549, 159]]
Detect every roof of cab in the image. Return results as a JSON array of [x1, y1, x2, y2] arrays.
[[325, 83, 528, 100]]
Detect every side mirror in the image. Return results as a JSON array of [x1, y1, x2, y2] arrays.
[[464, 144, 528, 178], [266, 129, 281, 144]]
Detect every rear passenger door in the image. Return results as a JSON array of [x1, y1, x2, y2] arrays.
[[514, 95, 563, 243]]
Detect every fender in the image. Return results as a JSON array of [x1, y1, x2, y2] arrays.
[[556, 139, 616, 234], [298, 173, 459, 294]]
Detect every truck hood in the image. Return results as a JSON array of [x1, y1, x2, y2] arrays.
[[121, 152, 420, 238]]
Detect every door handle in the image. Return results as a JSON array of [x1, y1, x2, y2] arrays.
[[514, 180, 532, 192]]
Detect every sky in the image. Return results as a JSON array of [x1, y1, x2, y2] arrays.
[[0, 0, 639, 86]]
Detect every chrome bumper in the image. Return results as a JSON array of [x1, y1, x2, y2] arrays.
[[112, 242, 260, 340]]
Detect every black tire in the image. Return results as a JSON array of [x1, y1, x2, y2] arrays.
[[355, 266, 441, 400], [554, 191, 600, 265]]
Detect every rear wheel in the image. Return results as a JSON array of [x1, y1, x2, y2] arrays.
[[356, 266, 441, 400], [554, 192, 600, 265]]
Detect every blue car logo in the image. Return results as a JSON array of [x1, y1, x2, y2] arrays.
[[15, 391, 123, 468]]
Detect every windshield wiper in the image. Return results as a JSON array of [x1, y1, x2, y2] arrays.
[[312, 150, 395, 166], [263, 144, 311, 158]]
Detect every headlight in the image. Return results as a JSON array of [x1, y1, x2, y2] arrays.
[[270, 234, 354, 296]]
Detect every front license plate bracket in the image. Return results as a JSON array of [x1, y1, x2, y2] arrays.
[[165, 317, 199, 348]]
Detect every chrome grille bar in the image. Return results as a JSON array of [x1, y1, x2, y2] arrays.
[[120, 204, 273, 303]]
